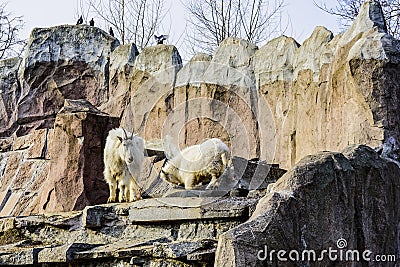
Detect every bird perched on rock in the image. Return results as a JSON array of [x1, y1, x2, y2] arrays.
[[89, 18, 94, 26], [154, 34, 168, 44], [76, 15, 83, 25], [109, 27, 114, 37]]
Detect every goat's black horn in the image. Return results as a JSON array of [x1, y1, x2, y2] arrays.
[[122, 128, 128, 139]]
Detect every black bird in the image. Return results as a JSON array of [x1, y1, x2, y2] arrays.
[[109, 27, 114, 37], [89, 18, 94, 26], [76, 15, 83, 25], [154, 34, 168, 44]]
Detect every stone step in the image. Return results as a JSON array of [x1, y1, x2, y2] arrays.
[[83, 197, 257, 226], [0, 196, 256, 266]]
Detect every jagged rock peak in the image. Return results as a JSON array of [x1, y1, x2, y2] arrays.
[[133, 44, 182, 85], [340, 0, 387, 46], [254, 35, 299, 83], [134, 44, 182, 73], [189, 53, 212, 62], [293, 26, 334, 81], [212, 37, 257, 68], [21, 25, 120, 66], [363, 0, 387, 32]]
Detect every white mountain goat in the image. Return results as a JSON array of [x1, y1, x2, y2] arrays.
[[104, 128, 144, 202], [160, 138, 230, 190]]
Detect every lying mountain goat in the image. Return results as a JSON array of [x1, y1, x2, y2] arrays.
[[104, 128, 144, 202], [160, 138, 230, 190]]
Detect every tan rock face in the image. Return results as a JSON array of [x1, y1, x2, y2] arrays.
[[128, 39, 271, 163], [100, 43, 139, 118], [0, 129, 51, 216], [253, 1, 400, 169], [124, 2, 399, 171], [132, 82, 261, 160], [33, 100, 119, 213]]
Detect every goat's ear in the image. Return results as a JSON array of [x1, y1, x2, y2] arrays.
[[117, 136, 123, 143]]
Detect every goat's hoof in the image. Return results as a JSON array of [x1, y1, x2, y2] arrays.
[[107, 197, 116, 203], [129, 196, 142, 202]]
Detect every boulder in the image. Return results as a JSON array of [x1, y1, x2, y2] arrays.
[[176, 53, 212, 86], [31, 99, 119, 213], [215, 145, 400, 266], [16, 25, 119, 135]]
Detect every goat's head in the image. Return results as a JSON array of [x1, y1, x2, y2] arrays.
[[117, 128, 136, 164], [160, 168, 182, 185]]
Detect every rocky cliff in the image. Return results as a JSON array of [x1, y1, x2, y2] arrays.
[[1, 1, 399, 169], [0, 0, 399, 266]]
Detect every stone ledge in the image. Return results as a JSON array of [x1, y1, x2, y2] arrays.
[[82, 197, 257, 226], [0, 196, 253, 266], [127, 197, 256, 222]]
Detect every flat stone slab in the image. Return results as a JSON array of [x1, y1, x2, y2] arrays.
[[128, 197, 256, 222], [153, 239, 217, 259], [37, 243, 99, 263], [74, 238, 169, 260], [81, 197, 257, 227]]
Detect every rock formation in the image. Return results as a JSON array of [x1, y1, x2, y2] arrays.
[[0, 0, 399, 266], [0, 146, 397, 266], [15, 25, 119, 136], [256, 0, 400, 169], [0, 197, 257, 266], [0, 58, 21, 137], [215, 145, 400, 266], [1, 1, 398, 169], [0, 99, 119, 216]]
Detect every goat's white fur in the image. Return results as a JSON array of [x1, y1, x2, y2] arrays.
[[160, 138, 230, 189], [104, 128, 144, 202]]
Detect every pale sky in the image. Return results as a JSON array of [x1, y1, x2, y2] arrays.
[[7, 0, 341, 60]]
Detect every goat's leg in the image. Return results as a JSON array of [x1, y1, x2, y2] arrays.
[[184, 175, 195, 190], [129, 177, 142, 202], [107, 179, 117, 203], [104, 167, 117, 203], [206, 173, 218, 190], [118, 183, 128, 202], [126, 187, 131, 203]]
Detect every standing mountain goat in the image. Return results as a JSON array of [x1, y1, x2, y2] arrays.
[[160, 138, 230, 190], [104, 128, 144, 203]]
